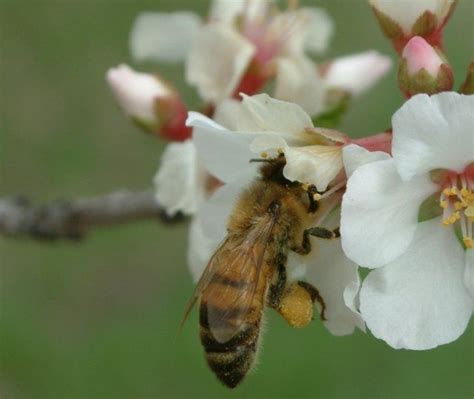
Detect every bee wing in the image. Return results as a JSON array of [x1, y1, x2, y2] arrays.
[[204, 216, 277, 343], [180, 237, 231, 329]]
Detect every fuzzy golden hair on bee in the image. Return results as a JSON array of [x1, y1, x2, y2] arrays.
[[184, 156, 336, 389]]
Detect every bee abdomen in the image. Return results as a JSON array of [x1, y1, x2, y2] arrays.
[[200, 305, 260, 388]]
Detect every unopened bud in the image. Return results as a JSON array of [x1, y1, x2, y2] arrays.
[[398, 36, 453, 97], [369, 0, 457, 52], [106, 64, 190, 140]]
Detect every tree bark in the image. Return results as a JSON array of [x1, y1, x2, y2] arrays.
[[0, 189, 184, 241]]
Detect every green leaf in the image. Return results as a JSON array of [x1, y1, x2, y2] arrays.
[[312, 93, 350, 129], [418, 193, 443, 222]]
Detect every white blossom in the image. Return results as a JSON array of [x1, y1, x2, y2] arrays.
[[128, 1, 391, 115], [191, 93, 349, 192], [129, 1, 334, 108], [185, 23, 256, 104], [341, 92, 474, 349]]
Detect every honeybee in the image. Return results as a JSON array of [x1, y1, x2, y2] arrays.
[[184, 156, 339, 388]]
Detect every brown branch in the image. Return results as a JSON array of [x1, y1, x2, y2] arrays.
[[0, 189, 185, 241]]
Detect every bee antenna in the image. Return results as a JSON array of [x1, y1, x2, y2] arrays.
[[249, 158, 274, 163]]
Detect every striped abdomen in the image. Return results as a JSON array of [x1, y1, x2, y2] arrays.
[[199, 265, 270, 388]]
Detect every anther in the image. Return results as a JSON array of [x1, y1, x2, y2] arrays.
[[463, 237, 473, 249], [443, 187, 458, 196], [466, 206, 474, 216], [439, 172, 474, 249]]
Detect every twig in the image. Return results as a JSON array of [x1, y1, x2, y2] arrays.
[[0, 189, 184, 241]]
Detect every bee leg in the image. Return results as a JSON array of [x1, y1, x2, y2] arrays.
[[290, 229, 312, 255], [268, 257, 287, 309], [291, 227, 340, 256], [307, 226, 340, 240], [306, 184, 320, 213], [297, 281, 327, 321]]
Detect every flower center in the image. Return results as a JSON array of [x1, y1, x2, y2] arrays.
[[240, 0, 303, 65], [439, 171, 474, 249]]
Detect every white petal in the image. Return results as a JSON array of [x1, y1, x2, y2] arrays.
[[185, 23, 255, 104], [300, 7, 334, 55], [187, 214, 221, 283], [213, 99, 294, 146], [296, 237, 365, 336], [186, 111, 227, 132], [392, 93, 474, 181], [129, 12, 201, 63], [324, 51, 392, 96], [216, 94, 319, 146], [360, 218, 472, 350], [343, 273, 364, 330], [342, 144, 391, 178], [369, 0, 455, 34], [311, 128, 349, 144], [210, 0, 270, 23], [213, 98, 279, 134], [106, 64, 170, 122], [465, 249, 474, 308], [274, 56, 326, 117], [188, 176, 252, 282], [249, 135, 287, 157], [198, 175, 251, 242], [277, 7, 333, 57], [209, 0, 246, 23], [187, 112, 260, 183], [213, 99, 246, 130], [341, 158, 436, 268], [283, 145, 343, 191], [240, 93, 313, 139], [153, 140, 206, 216]]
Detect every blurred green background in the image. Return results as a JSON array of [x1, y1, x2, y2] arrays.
[[0, 1, 473, 398]]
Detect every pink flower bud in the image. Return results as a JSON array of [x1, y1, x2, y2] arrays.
[[398, 37, 453, 97], [402, 36, 443, 76], [107, 64, 170, 122], [106, 64, 190, 140]]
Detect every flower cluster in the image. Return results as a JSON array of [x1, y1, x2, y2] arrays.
[[106, 0, 472, 352], [107, 0, 391, 141]]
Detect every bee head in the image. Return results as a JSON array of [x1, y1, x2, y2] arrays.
[[252, 154, 287, 182]]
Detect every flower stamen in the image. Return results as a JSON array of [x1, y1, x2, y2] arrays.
[[318, 179, 346, 201], [440, 171, 474, 249]]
